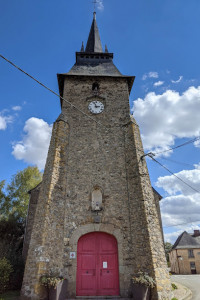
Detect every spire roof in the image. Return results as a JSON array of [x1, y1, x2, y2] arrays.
[[57, 12, 135, 107], [85, 12, 103, 53]]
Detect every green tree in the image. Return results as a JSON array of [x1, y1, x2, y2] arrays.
[[0, 215, 24, 290], [0, 166, 42, 221], [164, 242, 173, 262], [0, 257, 13, 293], [0, 166, 42, 291]]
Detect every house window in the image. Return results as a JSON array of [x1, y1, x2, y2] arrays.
[[188, 249, 194, 258]]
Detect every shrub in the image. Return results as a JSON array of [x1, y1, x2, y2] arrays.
[[0, 257, 13, 293], [40, 274, 64, 289], [132, 271, 156, 288], [171, 283, 178, 290]]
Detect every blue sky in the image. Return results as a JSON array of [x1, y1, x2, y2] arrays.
[[1, 0, 200, 243]]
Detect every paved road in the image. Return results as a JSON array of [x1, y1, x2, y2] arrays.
[[172, 275, 200, 300]]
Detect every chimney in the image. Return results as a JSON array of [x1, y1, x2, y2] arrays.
[[193, 230, 200, 237]]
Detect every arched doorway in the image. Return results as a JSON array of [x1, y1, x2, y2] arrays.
[[76, 232, 119, 296]]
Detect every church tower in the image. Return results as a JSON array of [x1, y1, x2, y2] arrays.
[[21, 13, 171, 300]]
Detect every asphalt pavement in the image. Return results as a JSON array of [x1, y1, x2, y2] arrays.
[[172, 275, 200, 300]]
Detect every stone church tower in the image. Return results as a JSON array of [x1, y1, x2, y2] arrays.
[[21, 13, 171, 300]]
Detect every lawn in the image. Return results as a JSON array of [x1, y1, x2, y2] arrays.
[[0, 291, 20, 300]]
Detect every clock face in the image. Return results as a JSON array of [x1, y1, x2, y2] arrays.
[[88, 101, 104, 114]]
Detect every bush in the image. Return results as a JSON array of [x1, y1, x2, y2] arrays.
[[0, 216, 24, 291], [171, 283, 178, 290], [132, 271, 156, 288], [0, 257, 13, 293], [40, 274, 64, 289]]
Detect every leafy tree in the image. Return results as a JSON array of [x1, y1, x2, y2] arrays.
[[0, 166, 42, 291], [0, 257, 13, 293], [0, 166, 42, 221], [164, 242, 173, 262]]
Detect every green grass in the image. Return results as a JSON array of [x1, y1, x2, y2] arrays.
[[0, 290, 20, 300]]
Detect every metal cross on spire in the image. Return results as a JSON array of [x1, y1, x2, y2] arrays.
[[92, 0, 97, 12]]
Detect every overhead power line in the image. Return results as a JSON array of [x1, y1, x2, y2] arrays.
[[153, 136, 200, 156], [0, 54, 107, 130], [1, 54, 199, 175], [163, 219, 200, 228], [147, 154, 200, 194], [160, 157, 194, 168]]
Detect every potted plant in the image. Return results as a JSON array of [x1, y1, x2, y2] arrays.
[[131, 271, 156, 300], [40, 273, 67, 300]]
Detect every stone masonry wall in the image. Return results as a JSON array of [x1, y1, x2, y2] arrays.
[[170, 249, 200, 274], [21, 75, 171, 299], [21, 119, 69, 299], [124, 120, 171, 299], [22, 184, 41, 261]]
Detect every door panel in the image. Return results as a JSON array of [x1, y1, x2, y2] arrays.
[[76, 232, 119, 296]]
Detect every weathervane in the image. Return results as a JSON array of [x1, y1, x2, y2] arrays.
[[92, 0, 97, 12]]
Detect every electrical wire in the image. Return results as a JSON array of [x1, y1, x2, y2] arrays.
[[147, 154, 200, 194], [1, 53, 199, 189], [2, 54, 200, 231], [0, 54, 108, 130], [163, 219, 200, 228], [160, 157, 194, 168], [153, 136, 200, 156]]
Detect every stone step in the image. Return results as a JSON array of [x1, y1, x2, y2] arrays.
[[69, 298, 131, 300]]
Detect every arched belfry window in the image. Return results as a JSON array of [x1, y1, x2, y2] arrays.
[[91, 188, 102, 211], [92, 82, 99, 94]]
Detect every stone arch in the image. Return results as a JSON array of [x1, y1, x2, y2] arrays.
[[69, 223, 123, 267], [92, 82, 99, 91]]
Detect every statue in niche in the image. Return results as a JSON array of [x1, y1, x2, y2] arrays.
[[91, 188, 102, 211]]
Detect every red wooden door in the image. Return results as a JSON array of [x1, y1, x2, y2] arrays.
[[76, 232, 119, 296]]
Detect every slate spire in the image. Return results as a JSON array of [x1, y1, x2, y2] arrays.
[[85, 12, 103, 53]]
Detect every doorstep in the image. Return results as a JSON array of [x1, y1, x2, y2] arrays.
[[70, 298, 130, 300], [75, 298, 130, 299]]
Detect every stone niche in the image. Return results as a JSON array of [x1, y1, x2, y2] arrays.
[[91, 188, 102, 211]]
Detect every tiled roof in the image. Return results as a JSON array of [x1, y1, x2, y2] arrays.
[[172, 231, 200, 249]]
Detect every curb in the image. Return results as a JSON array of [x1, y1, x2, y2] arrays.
[[172, 281, 192, 300]]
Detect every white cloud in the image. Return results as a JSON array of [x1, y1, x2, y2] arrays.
[[133, 86, 200, 153], [171, 76, 183, 84], [96, 0, 104, 11], [0, 114, 13, 130], [12, 106, 22, 111], [157, 166, 200, 196], [0, 116, 7, 130], [194, 139, 200, 148], [142, 72, 158, 80], [12, 117, 52, 170], [155, 164, 200, 243], [154, 81, 164, 87]]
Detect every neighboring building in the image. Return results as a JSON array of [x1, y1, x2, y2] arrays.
[[21, 12, 171, 300], [170, 230, 200, 274]]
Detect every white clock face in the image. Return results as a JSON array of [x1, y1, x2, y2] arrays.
[[88, 101, 104, 114]]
